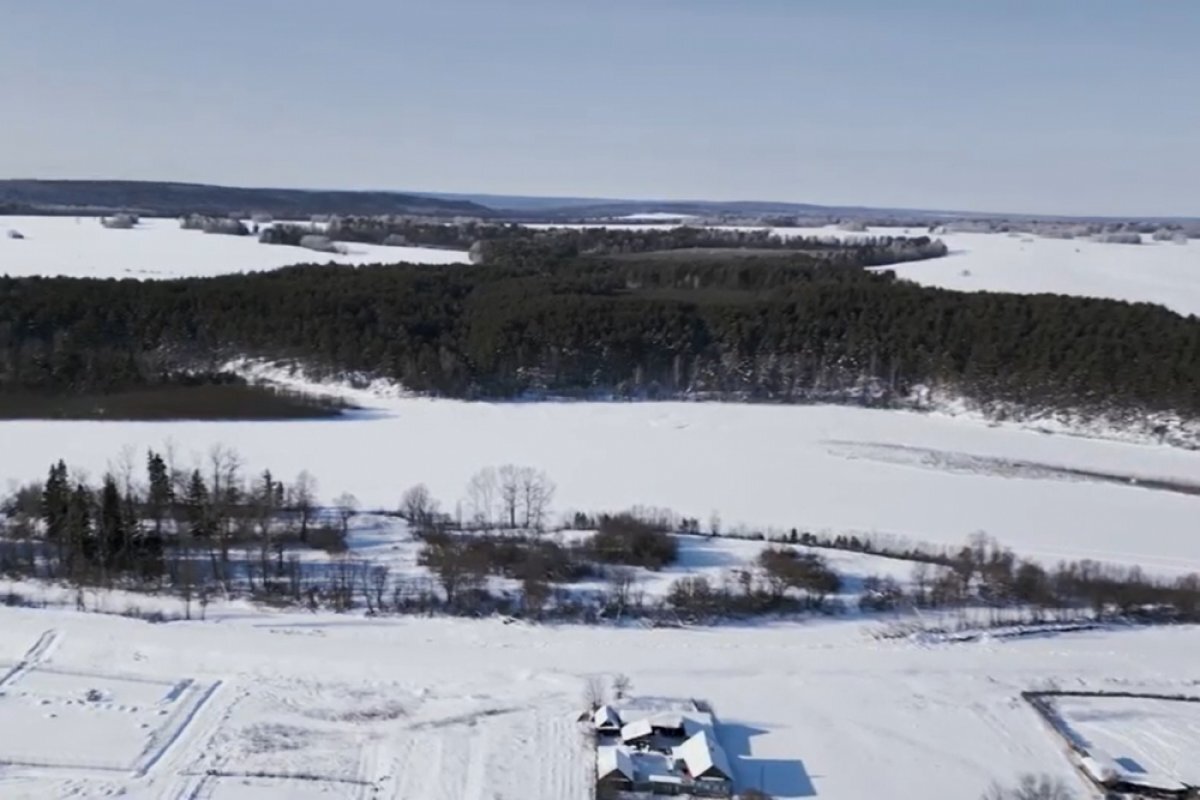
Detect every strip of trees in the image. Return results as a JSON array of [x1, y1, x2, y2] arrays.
[[4, 451, 1200, 627]]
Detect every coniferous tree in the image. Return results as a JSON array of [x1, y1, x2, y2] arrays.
[[66, 482, 93, 577], [99, 475, 128, 571], [184, 470, 210, 539], [146, 450, 173, 536], [41, 460, 70, 543]]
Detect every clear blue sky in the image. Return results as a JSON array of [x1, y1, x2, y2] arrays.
[[1, 1, 1197, 216]]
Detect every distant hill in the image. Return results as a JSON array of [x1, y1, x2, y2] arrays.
[[0, 180, 492, 219], [418, 190, 1200, 224]]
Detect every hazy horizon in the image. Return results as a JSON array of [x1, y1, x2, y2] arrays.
[[2, 1, 1198, 217]]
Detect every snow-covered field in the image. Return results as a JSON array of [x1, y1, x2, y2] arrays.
[[880, 228, 1200, 319], [3, 397, 1199, 576], [1, 603, 1197, 799], [1051, 694, 1200, 789], [0, 216, 469, 278]]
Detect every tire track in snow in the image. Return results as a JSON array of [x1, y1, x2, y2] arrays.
[[135, 679, 225, 777], [461, 715, 490, 800], [0, 629, 61, 690]]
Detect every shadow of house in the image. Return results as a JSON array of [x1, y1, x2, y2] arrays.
[[720, 721, 818, 798]]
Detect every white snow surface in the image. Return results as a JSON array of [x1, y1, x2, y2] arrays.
[[1053, 694, 1200, 789], [1, 604, 1198, 798], [873, 227, 1200, 319], [0, 216, 469, 279], [3, 395, 1200, 576]]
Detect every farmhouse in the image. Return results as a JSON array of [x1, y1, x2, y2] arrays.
[[589, 698, 734, 798]]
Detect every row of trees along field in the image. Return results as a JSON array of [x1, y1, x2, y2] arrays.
[[272, 217, 952, 262], [1, 239, 1197, 417], [4, 447, 1200, 625]]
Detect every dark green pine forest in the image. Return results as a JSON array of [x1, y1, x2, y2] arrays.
[[0, 232, 1197, 419]]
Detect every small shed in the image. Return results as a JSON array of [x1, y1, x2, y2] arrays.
[[597, 746, 634, 791], [592, 704, 623, 735], [674, 730, 733, 786]]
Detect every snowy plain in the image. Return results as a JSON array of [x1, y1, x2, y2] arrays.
[[2, 604, 1199, 799], [4, 396, 1200, 576], [2, 215, 1200, 798], [0, 215, 469, 278]]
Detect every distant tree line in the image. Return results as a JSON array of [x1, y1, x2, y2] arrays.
[[291, 217, 950, 263]]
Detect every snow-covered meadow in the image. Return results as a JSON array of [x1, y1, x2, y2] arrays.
[[3, 397, 1200, 576], [0, 215, 469, 278], [1, 603, 1198, 799]]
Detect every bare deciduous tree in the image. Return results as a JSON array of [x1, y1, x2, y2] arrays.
[[291, 470, 318, 544], [498, 465, 520, 529], [333, 492, 358, 538], [612, 673, 632, 700], [583, 675, 605, 710], [518, 468, 555, 531], [400, 484, 438, 527], [465, 467, 499, 529]]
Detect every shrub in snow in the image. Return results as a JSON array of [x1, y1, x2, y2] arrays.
[[1092, 232, 1142, 245], [201, 217, 249, 236], [981, 773, 1076, 800], [100, 214, 137, 229], [383, 232, 409, 246], [6, 229, 24, 239], [181, 214, 248, 235], [299, 234, 342, 254]]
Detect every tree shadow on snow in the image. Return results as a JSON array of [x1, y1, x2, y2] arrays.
[[720, 722, 818, 798]]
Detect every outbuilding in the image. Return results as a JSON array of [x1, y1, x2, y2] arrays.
[[674, 730, 733, 793], [621, 717, 654, 748], [592, 704, 623, 735], [597, 746, 635, 791]]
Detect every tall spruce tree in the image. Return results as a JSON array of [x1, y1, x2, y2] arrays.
[[146, 450, 173, 535], [41, 460, 69, 542], [184, 470, 210, 539], [99, 475, 128, 571], [66, 482, 93, 576]]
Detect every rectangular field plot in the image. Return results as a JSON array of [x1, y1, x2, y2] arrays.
[[0, 667, 215, 772], [1055, 695, 1200, 788]]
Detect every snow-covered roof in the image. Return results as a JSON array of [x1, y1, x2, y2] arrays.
[[650, 712, 685, 730], [621, 717, 654, 742], [674, 730, 733, 781], [597, 746, 634, 781], [593, 704, 622, 729], [1077, 751, 1188, 792]]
